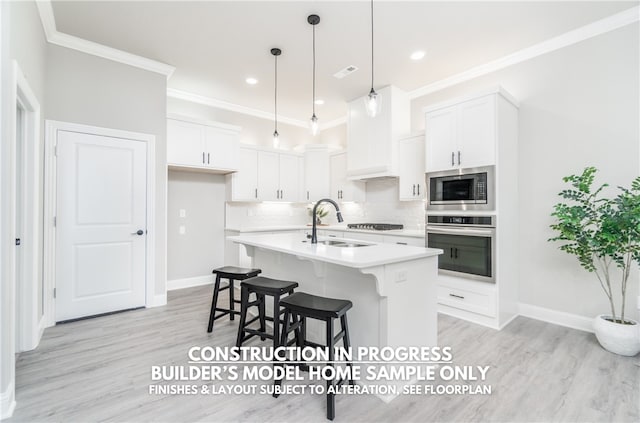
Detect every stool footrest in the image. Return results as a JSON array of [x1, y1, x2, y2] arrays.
[[245, 328, 275, 339]]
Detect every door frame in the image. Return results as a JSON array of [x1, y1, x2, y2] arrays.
[[43, 120, 156, 326], [11, 61, 42, 353]]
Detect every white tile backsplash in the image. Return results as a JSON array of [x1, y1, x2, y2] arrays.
[[226, 178, 425, 230]]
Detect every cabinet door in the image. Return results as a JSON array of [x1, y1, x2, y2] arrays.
[[257, 151, 279, 201], [304, 150, 330, 202], [398, 136, 422, 201], [425, 105, 457, 172], [413, 137, 426, 199], [279, 154, 300, 202], [346, 94, 391, 175], [330, 153, 346, 200], [203, 126, 239, 170], [457, 95, 496, 169], [231, 148, 258, 201], [167, 119, 204, 167], [331, 153, 365, 202]]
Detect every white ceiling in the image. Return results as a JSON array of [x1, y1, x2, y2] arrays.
[[51, 1, 635, 122]]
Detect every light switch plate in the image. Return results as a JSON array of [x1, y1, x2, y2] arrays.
[[179, 209, 186, 218], [179, 225, 186, 235]]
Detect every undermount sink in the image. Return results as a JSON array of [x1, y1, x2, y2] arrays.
[[302, 239, 372, 248]]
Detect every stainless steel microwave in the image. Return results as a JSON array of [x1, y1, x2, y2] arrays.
[[426, 166, 495, 211]]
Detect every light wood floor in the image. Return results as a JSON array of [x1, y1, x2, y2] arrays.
[[7, 285, 639, 422]]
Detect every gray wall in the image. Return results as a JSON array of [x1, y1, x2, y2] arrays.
[[411, 23, 640, 320], [45, 44, 168, 298], [1, 0, 47, 399], [167, 171, 226, 281]]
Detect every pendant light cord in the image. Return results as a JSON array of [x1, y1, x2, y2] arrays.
[[370, 0, 374, 90], [274, 54, 278, 133], [312, 23, 316, 115]]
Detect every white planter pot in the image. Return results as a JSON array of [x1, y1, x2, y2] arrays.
[[593, 314, 640, 356]]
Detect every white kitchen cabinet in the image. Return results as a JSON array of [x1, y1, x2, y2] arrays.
[[382, 235, 424, 247], [330, 152, 365, 203], [167, 117, 240, 173], [425, 93, 499, 173], [398, 134, 426, 201], [278, 154, 301, 202], [303, 147, 331, 202], [257, 151, 279, 201], [231, 147, 259, 201], [347, 85, 410, 179], [229, 146, 301, 202]]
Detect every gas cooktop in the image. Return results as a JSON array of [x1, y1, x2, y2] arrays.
[[347, 223, 404, 231]]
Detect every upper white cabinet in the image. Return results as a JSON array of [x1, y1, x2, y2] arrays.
[[229, 145, 301, 202], [347, 86, 410, 179], [303, 146, 331, 202], [398, 134, 426, 201], [330, 152, 365, 203], [167, 117, 240, 173], [425, 91, 516, 173]]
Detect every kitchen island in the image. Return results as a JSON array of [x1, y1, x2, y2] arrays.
[[228, 232, 442, 400]]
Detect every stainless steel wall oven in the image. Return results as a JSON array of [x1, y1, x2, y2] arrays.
[[426, 215, 495, 283]]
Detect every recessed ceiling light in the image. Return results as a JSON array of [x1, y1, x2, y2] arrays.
[[314, 99, 325, 105], [245, 77, 258, 85], [410, 51, 426, 61]]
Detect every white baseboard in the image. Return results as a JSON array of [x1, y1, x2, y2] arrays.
[[148, 293, 167, 308], [167, 275, 214, 291], [1, 381, 16, 420], [518, 303, 594, 333]]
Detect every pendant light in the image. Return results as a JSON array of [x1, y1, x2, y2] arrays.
[[308, 14, 320, 136], [364, 0, 381, 117], [271, 47, 282, 148]]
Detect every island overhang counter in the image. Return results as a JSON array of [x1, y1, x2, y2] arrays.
[[227, 232, 442, 362]]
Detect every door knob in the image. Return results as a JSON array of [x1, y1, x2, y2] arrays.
[[132, 229, 144, 236]]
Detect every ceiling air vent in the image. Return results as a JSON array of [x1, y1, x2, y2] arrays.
[[333, 65, 359, 79]]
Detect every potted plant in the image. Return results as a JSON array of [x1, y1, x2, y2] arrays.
[[549, 167, 640, 356], [307, 204, 329, 225]]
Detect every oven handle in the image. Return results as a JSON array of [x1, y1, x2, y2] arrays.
[[426, 226, 495, 237]]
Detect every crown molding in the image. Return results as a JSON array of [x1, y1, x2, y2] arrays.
[[321, 116, 348, 130], [35, 0, 175, 78], [167, 88, 312, 129], [408, 5, 639, 99]]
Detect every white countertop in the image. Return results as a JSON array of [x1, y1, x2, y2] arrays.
[[227, 232, 441, 269], [225, 224, 425, 239]]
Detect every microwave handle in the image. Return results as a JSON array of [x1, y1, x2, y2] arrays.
[[426, 226, 494, 237]]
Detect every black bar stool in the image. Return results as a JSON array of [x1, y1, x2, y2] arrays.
[[208, 266, 261, 333], [274, 292, 354, 421], [235, 276, 298, 349]]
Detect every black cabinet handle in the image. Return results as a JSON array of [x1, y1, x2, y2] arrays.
[[417, 184, 420, 196], [131, 229, 144, 236], [203, 152, 206, 164], [449, 293, 465, 300], [307, 191, 310, 200], [413, 184, 416, 195], [255, 188, 258, 198], [454, 248, 458, 259], [451, 152, 455, 166], [458, 151, 461, 166], [207, 153, 210, 164]]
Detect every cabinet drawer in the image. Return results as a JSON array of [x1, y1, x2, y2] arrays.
[[437, 284, 495, 317]]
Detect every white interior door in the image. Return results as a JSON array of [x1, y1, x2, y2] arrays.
[[55, 130, 147, 321]]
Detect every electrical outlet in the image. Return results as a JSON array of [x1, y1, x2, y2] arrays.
[[179, 209, 186, 218], [179, 225, 186, 235], [395, 270, 408, 283]]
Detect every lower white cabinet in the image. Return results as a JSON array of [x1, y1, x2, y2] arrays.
[[382, 235, 424, 247]]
